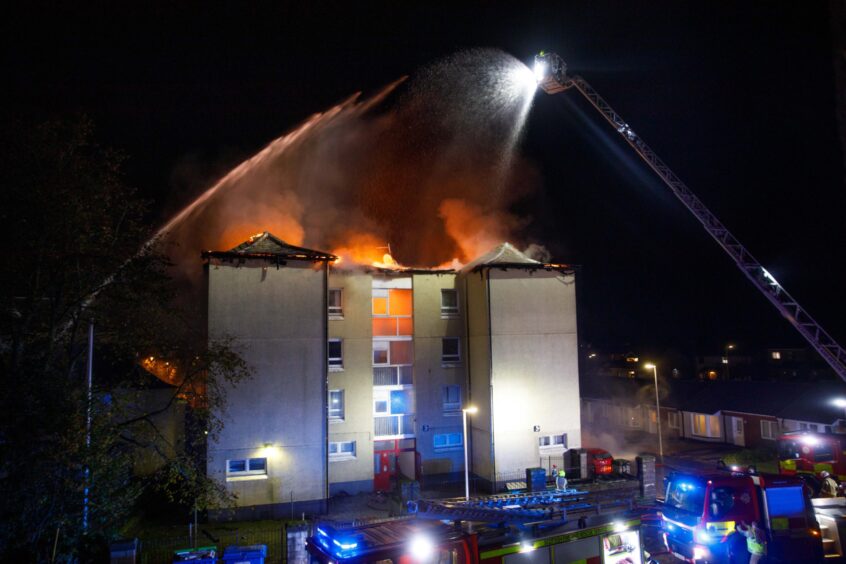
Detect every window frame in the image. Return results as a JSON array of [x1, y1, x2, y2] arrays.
[[328, 338, 343, 370], [226, 457, 268, 480], [328, 288, 343, 318], [760, 419, 778, 440], [433, 432, 463, 451], [667, 411, 681, 429], [442, 384, 461, 413], [440, 289, 459, 317], [441, 337, 461, 365], [329, 389, 345, 421], [538, 434, 567, 451], [329, 440, 356, 461]]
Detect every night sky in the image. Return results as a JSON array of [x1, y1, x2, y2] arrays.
[[5, 2, 844, 358]]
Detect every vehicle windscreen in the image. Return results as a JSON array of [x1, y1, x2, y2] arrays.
[[778, 439, 801, 460], [595, 454, 612, 461], [666, 479, 706, 515]]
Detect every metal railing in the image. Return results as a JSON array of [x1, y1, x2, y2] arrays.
[[374, 414, 415, 438], [373, 365, 413, 386]]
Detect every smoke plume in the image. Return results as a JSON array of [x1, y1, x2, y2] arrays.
[[159, 49, 542, 277]]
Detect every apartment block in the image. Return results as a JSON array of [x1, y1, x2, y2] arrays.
[[203, 233, 580, 516]]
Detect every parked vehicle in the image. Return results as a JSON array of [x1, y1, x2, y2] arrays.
[[778, 431, 846, 485], [661, 470, 823, 563]]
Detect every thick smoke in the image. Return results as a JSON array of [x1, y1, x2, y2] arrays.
[[160, 49, 542, 276]]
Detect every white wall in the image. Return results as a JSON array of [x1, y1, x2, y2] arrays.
[[488, 269, 581, 483], [207, 260, 327, 507]]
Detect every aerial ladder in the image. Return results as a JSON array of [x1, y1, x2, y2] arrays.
[[533, 51, 846, 383]]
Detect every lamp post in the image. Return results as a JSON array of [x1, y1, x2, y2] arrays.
[[644, 363, 664, 460], [833, 399, 846, 429], [462, 406, 478, 500], [724, 344, 735, 380]]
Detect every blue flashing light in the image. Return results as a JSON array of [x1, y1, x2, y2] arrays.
[[333, 538, 359, 551]]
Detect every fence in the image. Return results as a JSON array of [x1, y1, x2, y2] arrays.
[[140, 524, 287, 564]]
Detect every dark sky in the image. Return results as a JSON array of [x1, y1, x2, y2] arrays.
[[4, 2, 845, 357]]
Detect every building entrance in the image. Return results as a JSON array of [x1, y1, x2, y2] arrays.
[[373, 439, 417, 491]]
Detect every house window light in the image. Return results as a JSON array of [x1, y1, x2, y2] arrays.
[[329, 390, 344, 421]]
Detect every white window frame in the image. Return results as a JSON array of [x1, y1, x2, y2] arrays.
[[440, 289, 459, 317], [692, 413, 721, 438], [434, 432, 463, 451], [761, 420, 779, 440], [226, 457, 268, 481], [442, 385, 461, 413], [538, 434, 567, 452], [328, 338, 343, 370], [667, 411, 681, 429], [328, 288, 343, 318], [329, 440, 356, 461], [329, 389, 344, 421], [441, 337, 461, 364]]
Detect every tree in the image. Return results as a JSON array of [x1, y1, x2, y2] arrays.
[[0, 117, 250, 561]]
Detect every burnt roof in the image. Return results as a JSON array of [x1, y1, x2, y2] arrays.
[[461, 242, 572, 273], [202, 231, 336, 262]]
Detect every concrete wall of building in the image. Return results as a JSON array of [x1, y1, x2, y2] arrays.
[[488, 269, 581, 484], [464, 270, 494, 485], [207, 259, 327, 508], [412, 273, 467, 477], [328, 270, 374, 493]]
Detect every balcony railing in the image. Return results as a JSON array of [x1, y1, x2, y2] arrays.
[[374, 414, 415, 438], [373, 365, 413, 386]]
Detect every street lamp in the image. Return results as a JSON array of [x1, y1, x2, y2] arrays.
[[644, 363, 664, 460], [724, 344, 735, 380], [462, 406, 478, 500], [832, 398, 846, 428]]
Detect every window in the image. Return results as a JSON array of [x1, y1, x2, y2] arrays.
[[815, 442, 835, 463], [329, 441, 356, 461], [226, 457, 267, 479], [772, 351, 782, 360], [328, 339, 343, 370], [625, 406, 643, 429], [434, 432, 463, 450], [441, 289, 459, 316], [538, 434, 567, 450], [442, 385, 461, 412], [442, 337, 461, 364], [328, 288, 343, 317], [692, 414, 721, 438], [760, 420, 778, 440], [329, 390, 344, 420], [374, 400, 388, 414], [668, 411, 681, 429], [373, 340, 412, 366]]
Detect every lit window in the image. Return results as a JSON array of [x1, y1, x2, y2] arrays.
[[374, 400, 388, 414], [442, 337, 461, 364], [441, 289, 459, 316], [442, 385, 461, 412], [761, 420, 779, 440], [693, 414, 721, 437], [772, 351, 782, 360], [226, 457, 267, 478], [328, 288, 343, 317], [329, 441, 356, 461], [434, 432, 463, 450], [328, 339, 343, 370], [538, 434, 567, 449], [329, 390, 344, 420]]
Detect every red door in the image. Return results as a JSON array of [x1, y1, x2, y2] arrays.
[[375, 451, 395, 491]]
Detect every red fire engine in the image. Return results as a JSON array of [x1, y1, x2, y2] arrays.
[[306, 487, 650, 563], [778, 431, 846, 484], [661, 470, 823, 563]]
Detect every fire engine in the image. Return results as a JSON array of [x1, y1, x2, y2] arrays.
[[306, 485, 652, 563], [778, 431, 846, 483], [661, 470, 823, 563]]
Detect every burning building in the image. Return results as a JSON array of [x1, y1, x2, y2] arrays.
[[203, 232, 581, 517]]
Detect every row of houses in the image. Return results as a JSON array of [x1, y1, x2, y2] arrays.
[[581, 376, 846, 450]]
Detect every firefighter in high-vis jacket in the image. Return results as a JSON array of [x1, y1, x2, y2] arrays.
[[736, 520, 766, 564], [556, 468, 567, 490]]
